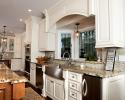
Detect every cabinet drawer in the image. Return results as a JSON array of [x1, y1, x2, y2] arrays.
[[69, 89, 81, 100], [69, 96, 77, 100], [69, 80, 81, 92], [68, 72, 82, 82]]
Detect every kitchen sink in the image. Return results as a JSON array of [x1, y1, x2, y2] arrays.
[[45, 65, 64, 80]]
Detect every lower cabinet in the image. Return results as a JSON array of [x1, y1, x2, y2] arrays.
[[0, 89, 4, 100], [0, 82, 25, 100], [45, 75, 65, 100], [0, 83, 11, 100], [45, 77, 54, 97]]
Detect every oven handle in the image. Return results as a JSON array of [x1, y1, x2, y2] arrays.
[[82, 78, 88, 96], [36, 66, 42, 69]]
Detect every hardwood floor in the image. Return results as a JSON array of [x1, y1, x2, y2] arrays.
[[14, 71, 52, 100]]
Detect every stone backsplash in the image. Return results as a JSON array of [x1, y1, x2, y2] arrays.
[[45, 48, 125, 71]]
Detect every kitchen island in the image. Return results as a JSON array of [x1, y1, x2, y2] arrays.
[[0, 64, 27, 100], [42, 63, 125, 100]]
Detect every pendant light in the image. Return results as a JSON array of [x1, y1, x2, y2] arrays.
[[1, 26, 7, 42], [75, 23, 80, 37]]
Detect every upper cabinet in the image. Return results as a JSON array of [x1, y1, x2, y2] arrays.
[[24, 18, 32, 44], [89, 0, 95, 15], [47, 0, 89, 28], [38, 19, 55, 51], [95, 0, 125, 48]]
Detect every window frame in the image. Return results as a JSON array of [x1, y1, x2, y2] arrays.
[[55, 27, 96, 61]]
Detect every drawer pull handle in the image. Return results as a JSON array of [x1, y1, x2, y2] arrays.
[[82, 79, 88, 96]]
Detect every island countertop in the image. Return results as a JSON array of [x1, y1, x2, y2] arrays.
[[0, 64, 27, 83]]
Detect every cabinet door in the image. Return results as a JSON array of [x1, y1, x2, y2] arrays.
[[95, 0, 125, 47], [95, 0, 110, 47], [45, 78, 54, 97], [107, 78, 125, 100], [0, 89, 5, 100], [54, 82, 64, 100], [83, 74, 102, 100], [30, 63, 36, 85]]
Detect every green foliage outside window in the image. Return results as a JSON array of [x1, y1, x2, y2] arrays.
[[79, 30, 97, 61]]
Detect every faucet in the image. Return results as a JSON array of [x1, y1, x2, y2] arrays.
[[62, 52, 72, 66]]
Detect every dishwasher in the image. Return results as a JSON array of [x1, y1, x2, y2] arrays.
[[36, 64, 43, 90], [82, 74, 102, 100]]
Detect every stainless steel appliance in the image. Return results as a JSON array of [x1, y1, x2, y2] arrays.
[[82, 74, 102, 100]]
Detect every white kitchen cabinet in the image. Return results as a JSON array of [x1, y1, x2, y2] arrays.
[[47, 0, 89, 28], [102, 74, 125, 100], [89, 0, 95, 15], [24, 17, 32, 44], [63, 71, 83, 100], [95, 0, 125, 48], [45, 75, 65, 100], [38, 19, 55, 51], [14, 34, 22, 58], [45, 77, 54, 97], [2, 36, 15, 53], [30, 63, 36, 86], [54, 81, 65, 100]]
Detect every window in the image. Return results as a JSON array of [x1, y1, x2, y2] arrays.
[[79, 30, 97, 61], [61, 33, 71, 58]]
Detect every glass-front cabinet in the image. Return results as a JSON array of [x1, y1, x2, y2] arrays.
[[0, 37, 14, 53]]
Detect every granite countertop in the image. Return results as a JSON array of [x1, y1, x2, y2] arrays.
[[0, 64, 27, 83], [63, 65, 125, 78]]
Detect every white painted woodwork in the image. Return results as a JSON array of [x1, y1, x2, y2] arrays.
[[69, 89, 81, 100], [11, 58, 22, 71], [38, 19, 55, 51], [45, 75, 65, 100], [47, 0, 89, 28], [14, 34, 22, 58], [45, 77, 54, 97], [63, 70, 69, 100], [42, 65, 46, 97], [24, 18, 32, 44], [30, 63, 36, 86], [25, 16, 45, 62], [3, 36, 15, 53], [54, 81, 65, 100], [69, 80, 82, 92], [68, 96, 77, 100], [89, 0, 95, 15], [102, 74, 125, 100], [95, 0, 125, 48], [68, 71, 82, 100], [68, 72, 82, 83]]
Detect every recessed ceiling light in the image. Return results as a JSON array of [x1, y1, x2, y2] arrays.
[[28, 9, 32, 12], [19, 18, 23, 22]]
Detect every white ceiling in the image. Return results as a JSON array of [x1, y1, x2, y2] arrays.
[[57, 15, 95, 30], [0, 0, 58, 33]]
